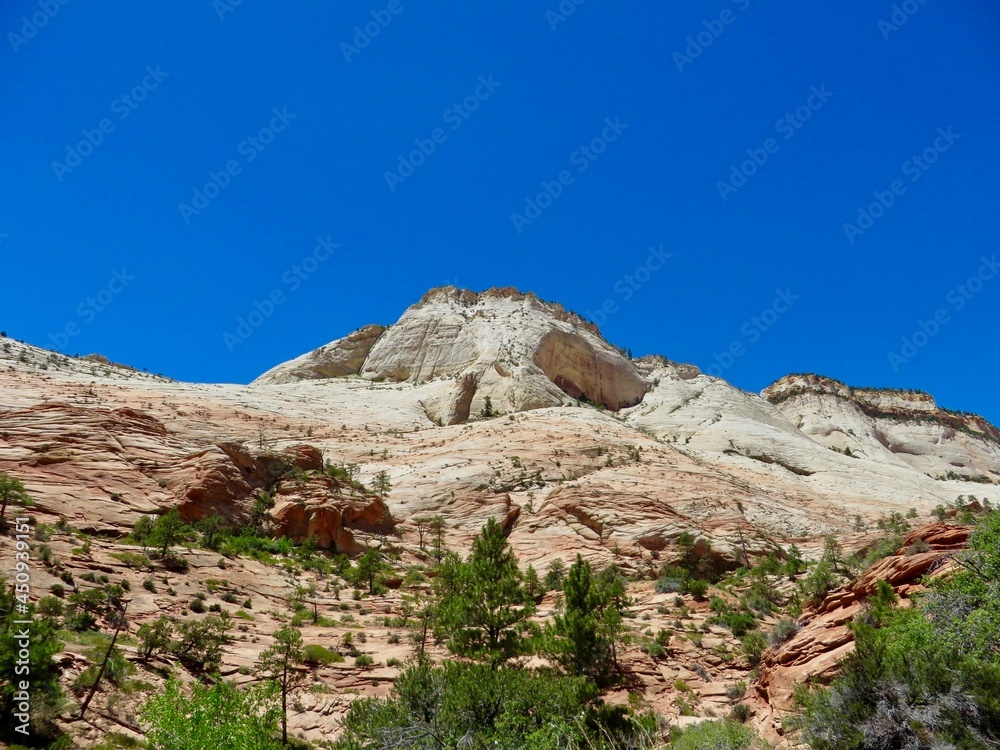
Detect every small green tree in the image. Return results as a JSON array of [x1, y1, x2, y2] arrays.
[[137, 616, 174, 661], [524, 565, 544, 601], [344, 463, 361, 495], [0, 473, 29, 521], [480, 396, 496, 419], [801, 560, 837, 606], [257, 625, 306, 745], [546, 555, 629, 685], [74, 640, 134, 695], [784, 544, 805, 577], [822, 535, 845, 574], [248, 491, 276, 534], [172, 613, 231, 672], [425, 514, 448, 561], [131, 514, 154, 546], [197, 513, 228, 550], [413, 517, 431, 550], [142, 678, 282, 750], [740, 631, 767, 667], [149, 509, 186, 557], [544, 558, 566, 591], [436, 518, 536, 666], [0, 580, 63, 740], [687, 579, 709, 600], [352, 547, 390, 595], [371, 470, 392, 500]]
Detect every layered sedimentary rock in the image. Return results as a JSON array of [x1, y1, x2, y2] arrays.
[[762, 374, 1000, 483], [2, 288, 1000, 747]]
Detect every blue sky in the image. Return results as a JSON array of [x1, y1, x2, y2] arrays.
[[2, 1, 999, 422]]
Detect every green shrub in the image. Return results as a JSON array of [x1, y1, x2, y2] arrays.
[[686, 579, 709, 600], [141, 679, 282, 750], [729, 703, 753, 723], [904, 539, 930, 556], [354, 654, 374, 668], [768, 619, 798, 647], [670, 719, 768, 749], [110, 551, 150, 570], [302, 644, 343, 666], [334, 662, 658, 750], [801, 561, 837, 605], [740, 631, 767, 667], [655, 576, 683, 594], [801, 511, 1000, 749], [727, 681, 747, 701], [724, 612, 757, 637]]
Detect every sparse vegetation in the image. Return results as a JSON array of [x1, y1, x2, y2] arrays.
[[799, 511, 1000, 748]]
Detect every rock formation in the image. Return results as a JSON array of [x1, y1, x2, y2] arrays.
[[253, 286, 648, 424], [254, 324, 385, 384], [763, 373, 1000, 483]]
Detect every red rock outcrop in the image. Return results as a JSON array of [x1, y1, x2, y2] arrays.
[[751, 523, 971, 745], [174, 442, 325, 524], [270, 492, 395, 553]]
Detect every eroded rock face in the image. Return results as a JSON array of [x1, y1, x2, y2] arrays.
[[533, 329, 645, 410], [270, 493, 395, 553], [254, 286, 649, 418], [621, 360, 1000, 533], [763, 373, 1000, 482], [174, 442, 325, 524]]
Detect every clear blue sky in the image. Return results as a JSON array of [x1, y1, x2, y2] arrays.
[[2, 2, 999, 422]]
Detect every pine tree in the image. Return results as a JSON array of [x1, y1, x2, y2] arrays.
[[371, 470, 392, 500], [524, 565, 544, 601], [428, 515, 447, 561], [352, 547, 390, 595], [196, 513, 228, 550], [435, 518, 535, 666], [257, 625, 306, 745], [1, 581, 63, 740], [546, 555, 628, 685], [149, 509, 185, 557]]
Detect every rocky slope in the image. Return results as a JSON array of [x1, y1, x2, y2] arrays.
[[2, 286, 1000, 746], [3, 289, 998, 572], [750, 522, 972, 746]]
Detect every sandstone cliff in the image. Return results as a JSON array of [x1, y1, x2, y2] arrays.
[[764, 373, 1000, 483]]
